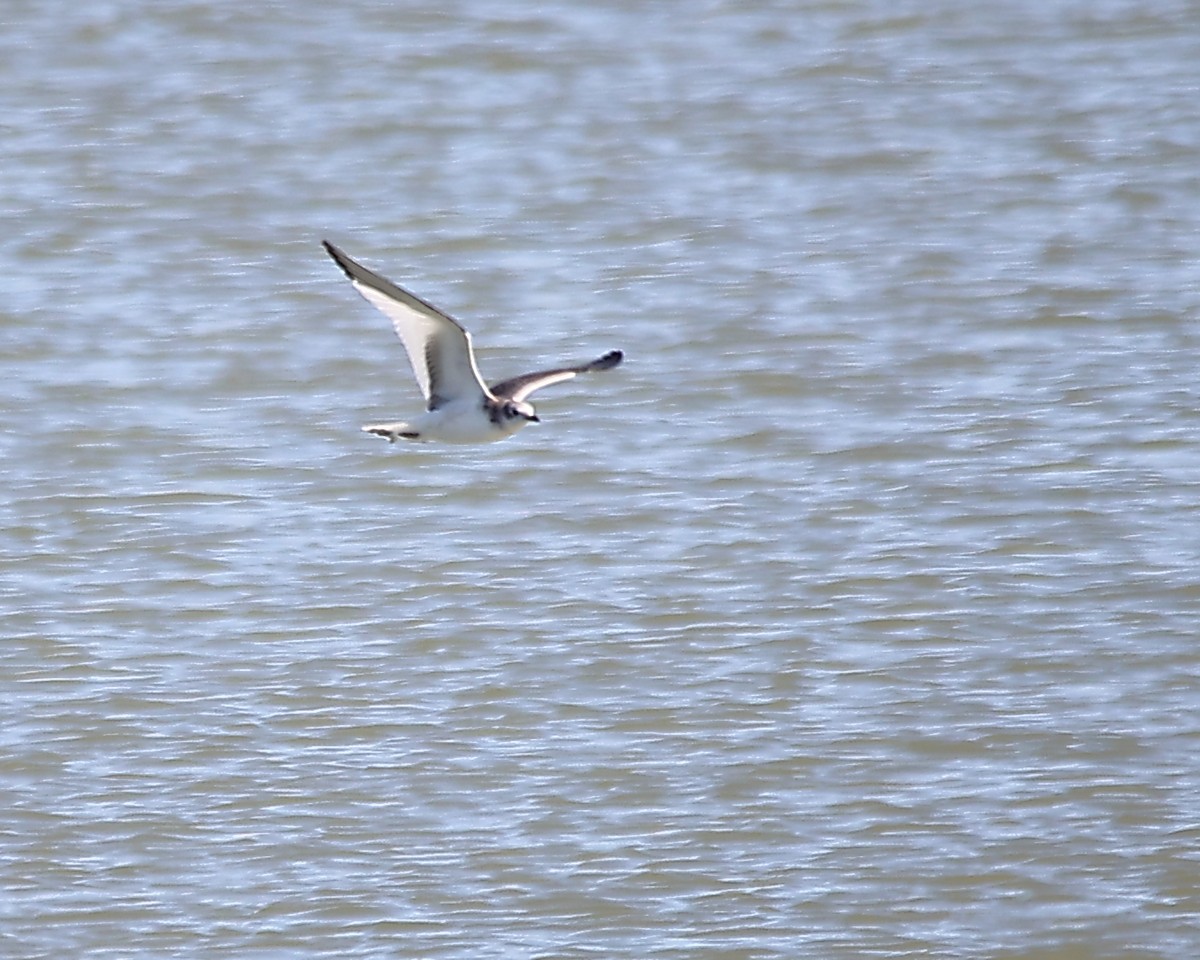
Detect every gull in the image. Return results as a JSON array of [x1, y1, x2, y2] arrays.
[[323, 241, 623, 444]]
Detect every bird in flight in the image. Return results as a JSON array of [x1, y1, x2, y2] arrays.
[[323, 241, 623, 444]]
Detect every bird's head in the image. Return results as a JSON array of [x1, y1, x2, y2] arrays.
[[502, 399, 540, 423]]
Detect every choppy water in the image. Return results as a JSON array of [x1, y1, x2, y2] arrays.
[[3, 1, 1199, 957]]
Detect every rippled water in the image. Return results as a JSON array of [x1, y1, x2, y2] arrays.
[[3, 1, 1199, 957]]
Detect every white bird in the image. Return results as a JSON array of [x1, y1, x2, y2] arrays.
[[323, 241, 623, 444]]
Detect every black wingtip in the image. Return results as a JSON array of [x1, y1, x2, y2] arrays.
[[321, 239, 353, 278], [591, 349, 623, 371]]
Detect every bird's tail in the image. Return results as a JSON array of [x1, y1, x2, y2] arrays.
[[362, 422, 420, 443]]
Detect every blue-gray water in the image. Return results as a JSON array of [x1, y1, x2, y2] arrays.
[[3, 1, 1199, 957]]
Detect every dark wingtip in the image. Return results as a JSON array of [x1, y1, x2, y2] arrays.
[[592, 349, 623, 371], [321, 239, 354, 279]]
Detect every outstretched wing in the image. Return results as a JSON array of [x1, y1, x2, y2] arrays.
[[489, 350, 623, 403], [323, 241, 492, 409]]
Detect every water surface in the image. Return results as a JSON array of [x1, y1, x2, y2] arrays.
[[3, 1, 1199, 957]]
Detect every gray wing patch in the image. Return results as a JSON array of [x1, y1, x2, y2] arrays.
[[490, 350, 623, 403], [424, 336, 453, 410], [323, 240, 492, 407]]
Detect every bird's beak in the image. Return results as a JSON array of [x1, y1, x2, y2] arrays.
[[528, 415, 541, 423]]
